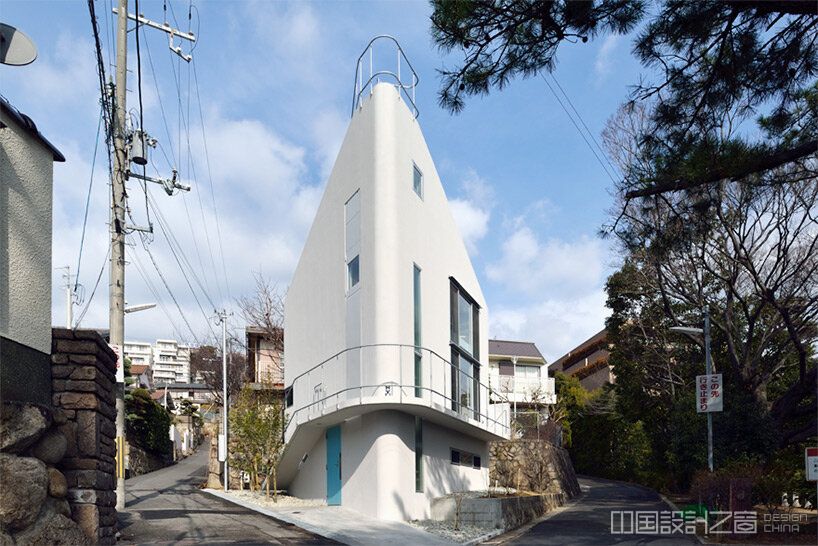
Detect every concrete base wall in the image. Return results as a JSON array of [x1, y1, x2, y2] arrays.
[[431, 493, 568, 529], [288, 409, 490, 521]]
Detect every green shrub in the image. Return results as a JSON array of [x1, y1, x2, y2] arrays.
[[126, 388, 173, 456]]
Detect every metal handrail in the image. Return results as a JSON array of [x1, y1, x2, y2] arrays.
[[351, 35, 419, 118], [283, 382, 509, 440], [284, 343, 510, 439]]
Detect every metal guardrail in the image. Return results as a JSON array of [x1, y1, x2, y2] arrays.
[[284, 344, 510, 440], [351, 35, 419, 119]]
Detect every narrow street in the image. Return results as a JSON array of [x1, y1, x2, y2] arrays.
[[117, 447, 333, 545], [502, 477, 700, 545]]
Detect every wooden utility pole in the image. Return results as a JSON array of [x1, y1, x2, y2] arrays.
[[111, 0, 129, 512], [109, 0, 195, 510]]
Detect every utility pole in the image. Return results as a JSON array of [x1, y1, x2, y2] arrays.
[[109, 0, 195, 511], [111, 0, 129, 512], [57, 266, 73, 328], [703, 307, 714, 473], [217, 310, 229, 491]]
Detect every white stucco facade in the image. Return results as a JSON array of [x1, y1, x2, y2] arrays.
[[0, 105, 56, 354], [282, 82, 509, 521]]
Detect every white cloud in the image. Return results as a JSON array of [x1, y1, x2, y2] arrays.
[[485, 226, 611, 361], [486, 228, 605, 298], [594, 34, 620, 82], [490, 290, 609, 363], [50, 108, 323, 345], [450, 169, 493, 255], [310, 109, 348, 180]]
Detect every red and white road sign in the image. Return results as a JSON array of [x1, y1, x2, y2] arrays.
[[806, 447, 818, 481], [696, 374, 723, 413]]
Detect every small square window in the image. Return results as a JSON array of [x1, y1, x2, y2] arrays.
[[413, 164, 423, 198], [450, 449, 460, 465], [347, 255, 360, 289]]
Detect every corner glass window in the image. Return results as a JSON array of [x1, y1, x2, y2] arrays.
[[457, 293, 473, 354], [413, 164, 423, 198], [347, 255, 360, 289]]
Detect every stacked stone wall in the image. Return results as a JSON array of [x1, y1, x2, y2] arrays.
[[490, 438, 581, 499], [50, 328, 117, 545]]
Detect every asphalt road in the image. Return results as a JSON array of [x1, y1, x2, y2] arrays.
[[117, 446, 333, 545], [504, 476, 700, 545]]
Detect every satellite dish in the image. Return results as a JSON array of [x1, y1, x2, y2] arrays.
[[0, 23, 38, 66]]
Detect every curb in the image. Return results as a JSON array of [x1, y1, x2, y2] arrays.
[[479, 488, 588, 544], [202, 489, 339, 543], [463, 528, 505, 546], [658, 492, 706, 545]]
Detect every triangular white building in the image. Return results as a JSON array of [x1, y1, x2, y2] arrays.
[[280, 37, 510, 521]]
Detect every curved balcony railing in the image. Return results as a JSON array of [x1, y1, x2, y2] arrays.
[[351, 35, 419, 119], [284, 343, 509, 440]]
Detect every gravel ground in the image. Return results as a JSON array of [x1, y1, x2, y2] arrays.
[[408, 519, 496, 543], [223, 489, 326, 509]]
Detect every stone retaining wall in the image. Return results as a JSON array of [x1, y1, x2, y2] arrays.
[[490, 438, 581, 499], [51, 328, 117, 544]]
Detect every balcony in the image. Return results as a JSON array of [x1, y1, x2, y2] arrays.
[[284, 344, 510, 442], [487, 374, 556, 405]]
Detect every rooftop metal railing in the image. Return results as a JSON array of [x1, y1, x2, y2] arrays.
[[351, 35, 419, 119], [284, 343, 510, 440]]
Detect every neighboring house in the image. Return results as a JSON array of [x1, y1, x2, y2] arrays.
[[488, 339, 556, 411], [123, 341, 153, 368], [280, 46, 510, 522], [124, 339, 190, 384], [163, 382, 213, 408], [245, 326, 284, 389], [151, 382, 213, 410], [129, 364, 153, 390], [0, 95, 65, 407], [550, 329, 613, 391]]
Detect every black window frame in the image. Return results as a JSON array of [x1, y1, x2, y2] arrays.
[[449, 278, 480, 420], [450, 448, 481, 469]]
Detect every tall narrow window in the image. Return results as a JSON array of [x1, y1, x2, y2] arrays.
[[347, 255, 360, 289], [345, 191, 361, 293], [449, 279, 480, 419], [413, 164, 423, 198], [413, 264, 422, 397], [414, 417, 423, 492]]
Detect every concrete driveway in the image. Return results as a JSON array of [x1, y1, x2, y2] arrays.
[[117, 447, 334, 545], [496, 476, 700, 545]]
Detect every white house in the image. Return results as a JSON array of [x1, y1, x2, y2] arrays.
[[280, 37, 510, 522]]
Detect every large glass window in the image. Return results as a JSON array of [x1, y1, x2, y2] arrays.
[[450, 279, 480, 418], [457, 293, 473, 354]]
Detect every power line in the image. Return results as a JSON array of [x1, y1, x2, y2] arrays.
[[138, 233, 202, 346], [145, 191, 219, 340], [75, 106, 104, 292], [541, 74, 620, 187], [127, 236, 188, 342], [74, 246, 110, 328], [549, 75, 622, 179], [192, 59, 231, 304]]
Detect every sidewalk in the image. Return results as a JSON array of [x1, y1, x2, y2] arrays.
[[204, 489, 459, 546]]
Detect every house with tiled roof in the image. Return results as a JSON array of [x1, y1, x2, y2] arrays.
[[487, 339, 556, 413]]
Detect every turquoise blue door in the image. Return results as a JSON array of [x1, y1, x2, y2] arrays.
[[326, 426, 342, 505]]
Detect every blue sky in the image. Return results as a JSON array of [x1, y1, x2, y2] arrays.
[[1, 1, 646, 361]]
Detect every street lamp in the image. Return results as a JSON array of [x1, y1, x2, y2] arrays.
[[124, 302, 157, 314], [669, 307, 715, 472]]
